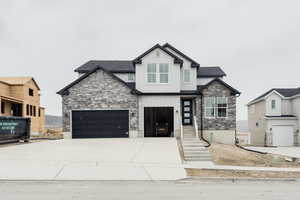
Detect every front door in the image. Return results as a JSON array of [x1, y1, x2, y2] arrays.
[[182, 99, 193, 125]]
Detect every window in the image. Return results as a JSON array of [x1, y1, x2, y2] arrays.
[[29, 88, 34, 96], [33, 106, 36, 117], [183, 69, 190, 83], [271, 100, 276, 109], [30, 105, 33, 116], [1, 102, 5, 114], [204, 97, 228, 118], [38, 108, 41, 117], [216, 97, 228, 118], [205, 97, 215, 118], [128, 74, 134, 81], [147, 64, 156, 83], [26, 104, 29, 115], [159, 63, 169, 83]]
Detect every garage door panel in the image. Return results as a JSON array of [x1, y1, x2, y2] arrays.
[[272, 126, 294, 146], [72, 110, 129, 138]]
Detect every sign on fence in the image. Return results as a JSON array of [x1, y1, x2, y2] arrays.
[[0, 116, 30, 142]]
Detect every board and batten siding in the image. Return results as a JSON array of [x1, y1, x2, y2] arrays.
[[282, 99, 293, 115], [135, 48, 181, 93], [164, 47, 197, 91], [265, 93, 282, 116], [138, 95, 181, 137]]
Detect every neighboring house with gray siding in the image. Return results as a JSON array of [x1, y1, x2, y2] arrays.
[[57, 43, 240, 143], [247, 88, 300, 146]]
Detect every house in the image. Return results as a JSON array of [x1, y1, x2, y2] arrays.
[[0, 77, 45, 135], [57, 43, 240, 144], [247, 88, 300, 146]]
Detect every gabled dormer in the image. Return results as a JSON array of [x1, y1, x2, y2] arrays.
[[162, 43, 199, 91], [133, 44, 183, 93]]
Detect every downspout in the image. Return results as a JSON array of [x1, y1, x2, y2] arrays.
[[200, 94, 210, 147]]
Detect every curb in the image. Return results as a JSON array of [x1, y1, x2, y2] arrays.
[[179, 177, 300, 183]]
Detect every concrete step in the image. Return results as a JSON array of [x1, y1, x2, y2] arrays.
[[184, 151, 210, 155], [186, 158, 212, 162], [183, 147, 209, 152], [183, 144, 207, 148]]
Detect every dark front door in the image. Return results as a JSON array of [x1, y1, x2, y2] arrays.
[[144, 107, 174, 137], [72, 110, 129, 138], [182, 99, 193, 125]]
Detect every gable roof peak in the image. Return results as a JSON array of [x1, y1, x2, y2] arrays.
[[133, 43, 183, 66], [162, 43, 200, 68]]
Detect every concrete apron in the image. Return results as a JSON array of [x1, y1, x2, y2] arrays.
[[0, 138, 186, 181]]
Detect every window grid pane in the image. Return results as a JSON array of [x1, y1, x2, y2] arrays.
[[147, 64, 156, 83], [159, 64, 169, 83], [184, 69, 190, 82]]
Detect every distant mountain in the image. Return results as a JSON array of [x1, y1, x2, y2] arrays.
[[45, 115, 62, 129], [237, 120, 249, 132]]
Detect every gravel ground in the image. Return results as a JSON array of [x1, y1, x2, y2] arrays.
[[186, 168, 300, 178], [209, 143, 300, 168]]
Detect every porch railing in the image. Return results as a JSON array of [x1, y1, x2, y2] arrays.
[[180, 118, 183, 140], [193, 116, 200, 140]]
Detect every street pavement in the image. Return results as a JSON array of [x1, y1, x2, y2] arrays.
[[0, 180, 299, 200]]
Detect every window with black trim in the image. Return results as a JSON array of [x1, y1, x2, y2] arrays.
[[26, 104, 29, 115], [1, 102, 5, 114], [29, 88, 34, 96], [30, 105, 33, 116], [204, 97, 228, 118]]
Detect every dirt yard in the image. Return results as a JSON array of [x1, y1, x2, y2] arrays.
[[208, 143, 300, 168], [186, 168, 300, 178]]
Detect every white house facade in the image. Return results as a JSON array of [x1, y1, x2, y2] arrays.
[[58, 43, 240, 144], [248, 88, 300, 146]]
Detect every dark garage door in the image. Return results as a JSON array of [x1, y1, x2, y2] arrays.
[[72, 110, 129, 138]]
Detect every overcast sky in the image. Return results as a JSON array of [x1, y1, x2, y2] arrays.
[[1, 0, 299, 120]]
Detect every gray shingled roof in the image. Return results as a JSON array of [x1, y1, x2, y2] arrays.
[[249, 88, 300, 105], [75, 61, 226, 78], [74, 60, 135, 73], [197, 67, 226, 77]]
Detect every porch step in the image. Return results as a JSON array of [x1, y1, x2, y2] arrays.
[[181, 126, 212, 162]]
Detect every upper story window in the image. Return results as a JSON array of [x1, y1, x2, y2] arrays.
[[147, 63, 169, 83], [29, 88, 34, 96], [271, 99, 276, 109], [159, 64, 169, 83], [183, 69, 191, 83], [204, 97, 228, 118], [128, 74, 135, 81], [147, 63, 156, 83]]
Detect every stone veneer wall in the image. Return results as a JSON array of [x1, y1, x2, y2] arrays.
[[61, 69, 139, 134], [196, 81, 237, 131]]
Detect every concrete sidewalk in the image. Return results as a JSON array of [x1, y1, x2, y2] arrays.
[[184, 161, 300, 172], [0, 138, 186, 180]]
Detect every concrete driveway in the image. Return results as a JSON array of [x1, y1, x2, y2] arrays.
[[247, 146, 300, 158], [0, 138, 186, 180]]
